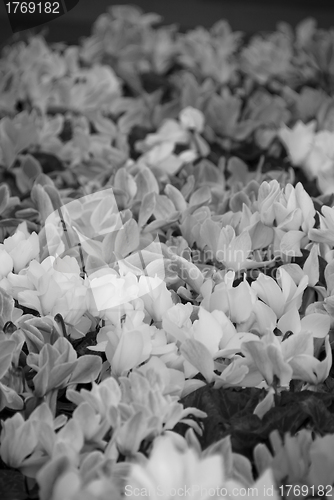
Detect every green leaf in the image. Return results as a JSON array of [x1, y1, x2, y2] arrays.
[[0, 470, 27, 500], [21, 154, 43, 179], [43, 185, 63, 211], [153, 194, 176, 221], [164, 184, 187, 212], [31, 151, 65, 173], [0, 218, 39, 231], [189, 186, 211, 207], [177, 386, 266, 454], [14, 207, 40, 220]]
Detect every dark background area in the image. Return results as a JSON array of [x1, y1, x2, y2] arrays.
[[0, 0, 334, 48]]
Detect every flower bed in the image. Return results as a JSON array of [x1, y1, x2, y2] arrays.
[[1, 5, 334, 499]]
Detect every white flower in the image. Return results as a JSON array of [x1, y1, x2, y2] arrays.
[[10, 255, 88, 326], [278, 120, 316, 170], [127, 434, 280, 500], [257, 180, 281, 226], [251, 269, 308, 319], [273, 182, 315, 233], [179, 107, 205, 133], [200, 272, 256, 324], [138, 275, 174, 322], [0, 246, 13, 279], [142, 120, 189, 149], [3, 221, 40, 273], [140, 141, 196, 177], [88, 270, 140, 317], [65, 65, 121, 112], [305, 130, 334, 176], [127, 434, 224, 500], [304, 130, 334, 193]]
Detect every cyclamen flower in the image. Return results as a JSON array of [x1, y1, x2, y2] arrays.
[[178, 24, 239, 83], [279, 123, 334, 193], [278, 120, 316, 170], [87, 269, 140, 319], [136, 107, 207, 178], [139, 106, 206, 151], [0, 403, 66, 478], [309, 205, 334, 247], [162, 303, 194, 344], [42, 468, 122, 500], [126, 434, 279, 500], [140, 119, 189, 150], [138, 356, 185, 397], [256, 179, 281, 226], [0, 412, 41, 476], [163, 305, 257, 385], [277, 307, 330, 339], [138, 141, 197, 178], [240, 329, 332, 388], [200, 223, 255, 272], [27, 337, 102, 400], [114, 369, 206, 455], [1, 221, 39, 274], [192, 307, 257, 359], [273, 182, 315, 233], [138, 275, 174, 323], [0, 111, 38, 168], [241, 32, 292, 84], [255, 429, 334, 488], [251, 269, 308, 319], [94, 310, 178, 379], [200, 271, 256, 324], [179, 107, 205, 133], [7, 256, 89, 327], [127, 434, 224, 500], [67, 377, 122, 422], [107, 325, 152, 378], [90, 313, 154, 377], [254, 430, 312, 485], [304, 130, 334, 180]]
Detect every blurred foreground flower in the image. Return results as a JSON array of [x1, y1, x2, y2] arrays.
[[255, 429, 334, 489], [126, 433, 279, 499]]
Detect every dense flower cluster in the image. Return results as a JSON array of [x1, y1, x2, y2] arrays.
[[1, 6, 334, 499]]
